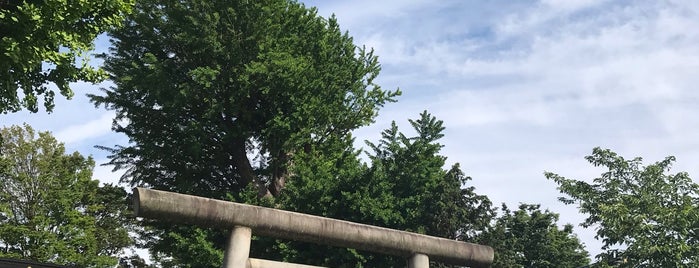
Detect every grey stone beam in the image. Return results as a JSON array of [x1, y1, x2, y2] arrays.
[[133, 188, 494, 267]]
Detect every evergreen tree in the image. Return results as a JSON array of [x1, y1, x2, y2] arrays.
[[91, 0, 398, 265], [478, 204, 590, 268], [275, 112, 493, 267]]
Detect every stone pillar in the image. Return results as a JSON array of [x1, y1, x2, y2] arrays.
[[407, 253, 429, 268], [222, 226, 252, 268]]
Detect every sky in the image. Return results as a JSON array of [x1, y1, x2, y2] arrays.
[[2, 0, 699, 260]]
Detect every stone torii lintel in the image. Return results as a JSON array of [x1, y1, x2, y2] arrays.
[[133, 187, 494, 268]]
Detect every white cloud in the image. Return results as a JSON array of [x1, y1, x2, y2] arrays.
[[308, 0, 443, 29], [344, 0, 699, 258], [55, 112, 115, 145], [540, 0, 609, 11]]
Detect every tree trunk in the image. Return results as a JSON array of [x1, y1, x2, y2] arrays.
[[268, 150, 291, 197], [231, 138, 254, 187]]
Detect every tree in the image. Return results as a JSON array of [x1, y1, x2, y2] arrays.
[[546, 148, 699, 267], [0, 0, 133, 113], [90, 0, 398, 265], [0, 124, 134, 267], [255, 131, 367, 267], [358, 112, 492, 241], [273, 112, 493, 267], [91, 0, 399, 198], [478, 204, 590, 268]]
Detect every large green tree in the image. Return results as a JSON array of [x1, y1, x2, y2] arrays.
[[0, 0, 133, 113], [546, 148, 699, 267], [0, 124, 134, 267], [91, 0, 398, 198], [91, 0, 398, 265], [478, 204, 590, 268]]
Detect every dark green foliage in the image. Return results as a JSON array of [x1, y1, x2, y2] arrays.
[[0, 124, 134, 267], [147, 225, 227, 267], [0, 0, 133, 113], [90, 0, 399, 198], [547, 148, 699, 267], [90, 0, 398, 265], [263, 132, 373, 267], [119, 254, 156, 268], [360, 112, 493, 240], [274, 112, 493, 267], [348, 111, 494, 248], [478, 204, 590, 268]]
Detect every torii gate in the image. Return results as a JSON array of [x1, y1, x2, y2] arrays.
[[133, 188, 494, 268]]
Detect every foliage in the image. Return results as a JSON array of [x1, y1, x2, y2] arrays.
[[90, 0, 398, 265], [91, 0, 399, 198], [478, 204, 589, 268], [546, 148, 699, 267], [360, 112, 493, 240], [256, 132, 365, 267], [0, 124, 134, 267], [0, 0, 133, 113], [130, 112, 493, 267], [119, 254, 157, 268], [273, 111, 493, 267]]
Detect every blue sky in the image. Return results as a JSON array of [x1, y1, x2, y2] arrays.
[[3, 0, 698, 259]]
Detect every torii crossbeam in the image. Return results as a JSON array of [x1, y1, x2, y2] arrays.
[[133, 188, 494, 268]]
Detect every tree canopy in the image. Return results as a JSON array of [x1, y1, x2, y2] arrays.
[[0, 124, 134, 267], [91, 0, 399, 199], [0, 0, 133, 113], [90, 0, 398, 264], [273, 111, 493, 267], [478, 204, 590, 268], [547, 148, 699, 267]]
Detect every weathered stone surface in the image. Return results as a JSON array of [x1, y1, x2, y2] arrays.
[[223, 226, 251, 268], [408, 254, 429, 268], [134, 188, 494, 267]]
